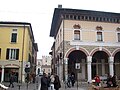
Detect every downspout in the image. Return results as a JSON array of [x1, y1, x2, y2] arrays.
[[62, 15, 65, 81], [21, 25, 25, 83]]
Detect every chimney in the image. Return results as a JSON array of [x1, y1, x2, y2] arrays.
[[58, 4, 62, 8]]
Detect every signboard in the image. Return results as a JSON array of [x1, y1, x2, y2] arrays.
[[75, 63, 80, 69], [24, 62, 30, 68], [24, 62, 30, 73]]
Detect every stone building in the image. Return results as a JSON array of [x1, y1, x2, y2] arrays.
[[50, 6, 120, 82]]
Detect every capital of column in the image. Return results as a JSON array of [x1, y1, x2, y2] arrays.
[[64, 58, 68, 65], [109, 56, 114, 63], [1, 66, 4, 69], [87, 56, 92, 63]]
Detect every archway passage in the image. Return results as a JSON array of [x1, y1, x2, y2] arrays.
[[114, 51, 120, 79], [92, 51, 109, 79], [68, 50, 87, 80]]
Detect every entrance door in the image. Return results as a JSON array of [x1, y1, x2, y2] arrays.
[[4, 68, 18, 82]]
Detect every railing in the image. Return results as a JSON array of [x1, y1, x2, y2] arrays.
[[0, 83, 8, 90]]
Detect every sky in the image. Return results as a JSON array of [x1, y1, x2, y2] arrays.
[[0, 0, 120, 59]]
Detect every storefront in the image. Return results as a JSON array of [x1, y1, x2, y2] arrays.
[[4, 68, 19, 82]]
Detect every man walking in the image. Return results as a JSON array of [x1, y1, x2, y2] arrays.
[[40, 73, 49, 90], [9, 73, 14, 88]]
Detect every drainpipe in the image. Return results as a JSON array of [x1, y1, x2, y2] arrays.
[[62, 15, 65, 81], [21, 25, 25, 83]]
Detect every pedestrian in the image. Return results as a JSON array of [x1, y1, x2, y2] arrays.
[[94, 74, 101, 86], [47, 73, 51, 90], [54, 74, 61, 90], [40, 73, 49, 90], [50, 74, 55, 90], [106, 74, 113, 87], [112, 74, 118, 87], [67, 74, 71, 88], [70, 74, 75, 87], [32, 73, 36, 83], [9, 72, 15, 88]]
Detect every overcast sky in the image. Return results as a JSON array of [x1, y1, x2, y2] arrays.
[[0, 0, 120, 59]]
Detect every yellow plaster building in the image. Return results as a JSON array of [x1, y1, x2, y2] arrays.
[[0, 22, 38, 82]]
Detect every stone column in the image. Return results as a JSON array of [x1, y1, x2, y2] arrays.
[[82, 59, 85, 79], [64, 58, 68, 82], [58, 59, 60, 76], [87, 56, 92, 83], [109, 57, 114, 76], [101, 59, 105, 75], [1, 66, 4, 82], [59, 59, 62, 81]]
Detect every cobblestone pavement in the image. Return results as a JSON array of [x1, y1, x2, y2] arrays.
[[2, 82, 88, 90], [1, 76, 89, 90]]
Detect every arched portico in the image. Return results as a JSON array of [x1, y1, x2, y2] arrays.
[[112, 48, 120, 79], [91, 51, 109, 78], [64, 47, 89, 81], [89, 47, 115, 82], [63, 46, 115, 82]]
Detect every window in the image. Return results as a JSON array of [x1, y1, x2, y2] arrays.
[[6, 48, 19, 60], [11, 29, 17, 43], [117, 33, 120, 42], [74, 30, 80, 40], [97, 32, 103, 41]]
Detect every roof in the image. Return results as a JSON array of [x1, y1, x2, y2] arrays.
[[0, 21, 35, 42], [50, 8, 120, 38], [0, 21, 31, 25]]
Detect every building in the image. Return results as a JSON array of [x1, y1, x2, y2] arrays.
[[50, 6, 120, 82], [0, 22, 38, 83], [41, 56, 52, 74], [36, 59, 42, 75]]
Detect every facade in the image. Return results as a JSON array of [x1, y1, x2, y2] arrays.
[[0, 22, 38, 83], [41, 56, 52, 74], [50, 7, 120, 82], [36, 59, 42, 75]]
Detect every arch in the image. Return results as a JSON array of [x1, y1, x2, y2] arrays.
[[112, 48, 120, 57], [73, 24, 81, 29], [4, 64, 19, 68], [65, 46, 89, 58], [96, 26, 103, 30], [116, 27, 120, 31], [90, 47, 111, 57]]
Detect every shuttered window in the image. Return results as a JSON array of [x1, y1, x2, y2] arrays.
[[74, 30, 80, 40], [118, 33, 120, 42], [6, 48, 19, 60], [97, 32, 103, 41], [11, 33, 17, 42]]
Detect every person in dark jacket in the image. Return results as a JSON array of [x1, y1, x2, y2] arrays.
[[106, 75, 113, 87], [112, 74, 118, 87], [71, 74, 75, 87], [67, 74, 71, 88], [9, 73, 14, 88], [40, 73, 49, 90], [54, 74, 61, 90]]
